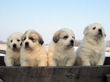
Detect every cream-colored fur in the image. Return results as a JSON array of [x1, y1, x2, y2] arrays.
[[48, 28, 76, 66], [76, 23, 106, 66], [20, 30, 47, 67], [5, 32, 23, 66]]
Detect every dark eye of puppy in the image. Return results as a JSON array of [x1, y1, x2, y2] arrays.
[[29, 37, 34, 41], [63, 35, 68, 39], [17, 39, 20, 42], [10, 40, 13, 43], [72, 36, 75, 39], [22, 37, 26, 41], [93, 27, 96, 30]]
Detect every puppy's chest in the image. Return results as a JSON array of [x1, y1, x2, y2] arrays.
[[54, 52, 69, 64]]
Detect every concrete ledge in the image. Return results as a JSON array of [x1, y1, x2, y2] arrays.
[[0, 66, 110, 82]]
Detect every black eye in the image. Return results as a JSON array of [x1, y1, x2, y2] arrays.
[[29, 37, 34, 41], [10, 40, 13, 43], [93, 27, 96, 30], [72, 36, 75, 39], [63, 35, 68, 39], [22, 37, 26, 41], [17, 39, 20, 42]]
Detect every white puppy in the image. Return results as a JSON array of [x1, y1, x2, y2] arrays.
[[48, 28, 76, 66], [76, 23, 106, 66], [5, 32, 23, 66], [20, 30, 47, 67]]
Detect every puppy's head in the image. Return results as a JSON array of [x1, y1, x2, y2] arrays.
[[83, 23, 106, 39], [22, 30, 44, 50], [7, 33, 23, 51], [53, 28, 75, 49]]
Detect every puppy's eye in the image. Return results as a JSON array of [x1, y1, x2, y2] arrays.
[[17, 39, 20, 42], [29, 37, 34, 41], [72, 36, 75, 39], [93, 27, 96, 30], [63, 35, 68, 39], [10, 40, 13, 43], [23, 37, 26, 41]]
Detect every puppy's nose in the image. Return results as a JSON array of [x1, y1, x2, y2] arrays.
[[98, 29, 102, 33], [25, 42, 29, 47], [13, 44, 17, 48], [70, 40, 74, 44]]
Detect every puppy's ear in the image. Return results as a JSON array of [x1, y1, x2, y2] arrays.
[[7, 38, 10, 48], [104, 33, 106, 38], [83, 26, 89, 36], [38, 37, 44, 45], [53, 30, 61, 43], [37, 33, 44, 45]]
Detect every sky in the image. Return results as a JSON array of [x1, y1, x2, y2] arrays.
[[0, 0, 110, 44]]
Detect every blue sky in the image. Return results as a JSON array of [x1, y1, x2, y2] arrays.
[[0, 0, 110, 44]]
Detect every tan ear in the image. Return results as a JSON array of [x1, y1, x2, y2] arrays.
[[104, 33, 106, 38], [7, 38, 10, 48], [83, 26, 89, 36], [53, 30, 61, 43], [36, 32, 44, 45]]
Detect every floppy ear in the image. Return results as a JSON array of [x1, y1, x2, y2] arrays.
[[53, 30, 61, 43], [7, 37, 11, 48], [104, 33, 106, 38], [37, 33, 44, 45], [83, 26, 89, 36]]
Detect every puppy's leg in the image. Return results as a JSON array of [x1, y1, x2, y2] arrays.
[[66, 57, 76, 66], [20, 60, 30, 66], [97, 55, 105, 65], [5, 57, 14, 66], [38, 56, 47, 66], [48, 57, 57, 66], [81, 57, 91, 66]]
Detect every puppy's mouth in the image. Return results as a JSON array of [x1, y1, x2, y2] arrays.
[[66, 40, 74, 48], [97, 29, 103, 38], [12, 44, 20, 51], [67, 43, 74, 48], [24, 42, 32, 50]]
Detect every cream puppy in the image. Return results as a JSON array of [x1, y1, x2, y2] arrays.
[[48, 28, 76, 66], [5, 32, 23, 66], [76, 23, 106, 66], [20, 30, 47, 67]]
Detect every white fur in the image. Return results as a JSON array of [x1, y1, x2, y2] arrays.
[[76, 23, 106, 66], [5, 32, 23, 66], [48, 28, 76, 66], [20, 30, 47, 67]]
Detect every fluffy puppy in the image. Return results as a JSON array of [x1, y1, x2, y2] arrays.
[[5, 32, 23, 66], [48, 28, 76, 66], [76, 23, 106, 66], [20, 30, 47, 67]]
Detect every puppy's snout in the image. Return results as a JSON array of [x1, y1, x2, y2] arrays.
[[98, 29, 102, 33], [13, 44, 17, 48], [70, 40, 74, 46], [25, 42, 29, 47], [98, 29, 103, 36], [70, 40, 74, 44]]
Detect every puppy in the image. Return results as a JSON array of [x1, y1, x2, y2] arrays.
[[76, 23, 106, 66], [20, 30, 47, 67], [5, 32, 23, 66], [48, 28, 76, 66]]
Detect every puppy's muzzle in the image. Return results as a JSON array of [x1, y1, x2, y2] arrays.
[[69, 40, 74, 47], [13, 44, 17, 49], [98, 29, 103, 36], [25, 42, 29, 48]]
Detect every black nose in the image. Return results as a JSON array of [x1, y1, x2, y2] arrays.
[[25, 42, 29, 47], [70, 40, 74, 44], [13, 44, 17, 48], [98, 29, 102, 33]]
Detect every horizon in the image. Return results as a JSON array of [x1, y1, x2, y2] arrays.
[[0, 0, 110, 44]]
